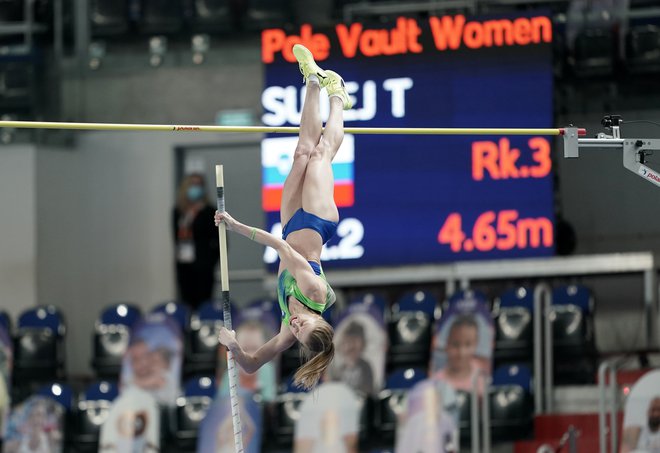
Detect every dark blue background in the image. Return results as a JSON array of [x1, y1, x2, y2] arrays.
[[263, 14, 555, 268]]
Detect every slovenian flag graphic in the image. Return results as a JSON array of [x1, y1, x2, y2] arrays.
[[261, 134, 355, 212]]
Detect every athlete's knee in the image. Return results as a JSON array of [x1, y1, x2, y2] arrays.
[[310, 140, 333, 161], [293, 143, 313, 163]]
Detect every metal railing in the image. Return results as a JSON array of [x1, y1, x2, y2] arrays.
[[471, 369, 492, 453], [598, 359, 621, 453], [534, 282, 554, 414]]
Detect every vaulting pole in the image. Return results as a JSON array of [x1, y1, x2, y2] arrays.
[[215, 165, 244, 453]]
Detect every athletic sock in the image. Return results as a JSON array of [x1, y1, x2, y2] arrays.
[[308, 74, 320, 85]]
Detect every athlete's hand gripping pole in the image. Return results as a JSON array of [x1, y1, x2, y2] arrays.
[[215, 165, 244, 453]]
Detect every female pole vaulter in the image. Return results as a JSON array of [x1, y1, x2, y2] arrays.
[[215, 44, 351, 390]]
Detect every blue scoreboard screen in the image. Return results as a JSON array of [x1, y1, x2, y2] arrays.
[[260, 12, 555, 269]]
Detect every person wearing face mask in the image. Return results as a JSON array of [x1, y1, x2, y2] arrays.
[[173, 173, 219, 309]]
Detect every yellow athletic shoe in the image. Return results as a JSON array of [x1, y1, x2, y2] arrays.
[[324, 70, 352, 110], [292, 44, 328, 86]]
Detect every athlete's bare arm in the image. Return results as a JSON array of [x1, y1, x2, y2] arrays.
[[215, 211, 326, 298], [219, 327, 296, 374]]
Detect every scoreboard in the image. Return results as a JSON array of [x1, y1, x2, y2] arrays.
[[260, 12, 555, 269]]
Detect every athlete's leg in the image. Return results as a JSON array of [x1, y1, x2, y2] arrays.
[[301, 94, 345, 222], [280, 48, 326, 226]]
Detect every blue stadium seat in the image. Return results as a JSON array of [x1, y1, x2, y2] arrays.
[[92, 303, 141, 379], [173, 375, 216, 449], [493, 287, 534, 367], [185, 299, 234, 376], [240, 299, 280, 334], [489, 364, 534, 441], [37, 382, 74, 411], [14, 305, 66, 383], [447, 288, 490, 309], [551, 284, 593, 352], [387, 290, 437, 371], [72, 381, 119, 451], [374, 368, 427, 444], [151, 301, 191, 334], [349, 292, 388, 317], [247, 298, 281, 324], [550, 285, 597, 384], [0, 310, 10, 332]]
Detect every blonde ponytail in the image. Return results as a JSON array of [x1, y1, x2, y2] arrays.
[[293, 318, 335, 391]]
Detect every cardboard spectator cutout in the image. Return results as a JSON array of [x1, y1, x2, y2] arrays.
[[99, 386, 160, 452], [294, 381, 361, 453], [431, 290, 494, 396], [620, 369, 660, 453], [217, 305, 279, 402], [396, 378, 459, 453], [2, 395, 64, 453], [197, 391, 261, 453], [120, 312, 183, 406], [328, 302, 387, 396]]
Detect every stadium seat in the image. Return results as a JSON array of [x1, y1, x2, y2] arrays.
[[13, 305, 66, 383], [0, 62, 34, 112], [455, 389, 472, 442], [551, 285, 594, 353], [626, 24, 660, 73], [151, 301, 190, 335], [447, 288, 491, 310], [374, 368, 427, 444], [91, 303, 141, 379], [172, 375, 216, 449], [242, 0, 292, 31], [489, 364, 534, 441], [279, 342, 302, 383], [0, 0, 24, 22], [72, 381, 119, 452], [357, 392, 373, 447], [550, 285, 597, 384], [349, 292, 388, 318], [292, 0, 334, 26], [0, 309, 11, 332], [265, 389, 307, 449], [89, 0, 130, 36], [186, 0, 235, 33], [387, 290, 437, 371], [138, 0, 183, 34], [37, 382, 74, 446], [240, 298, 280, 333], [37, 382, 74, 411], [493, 287, 534, 367], [571, 28, 615, 77], [185, 299, 233, 376]]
